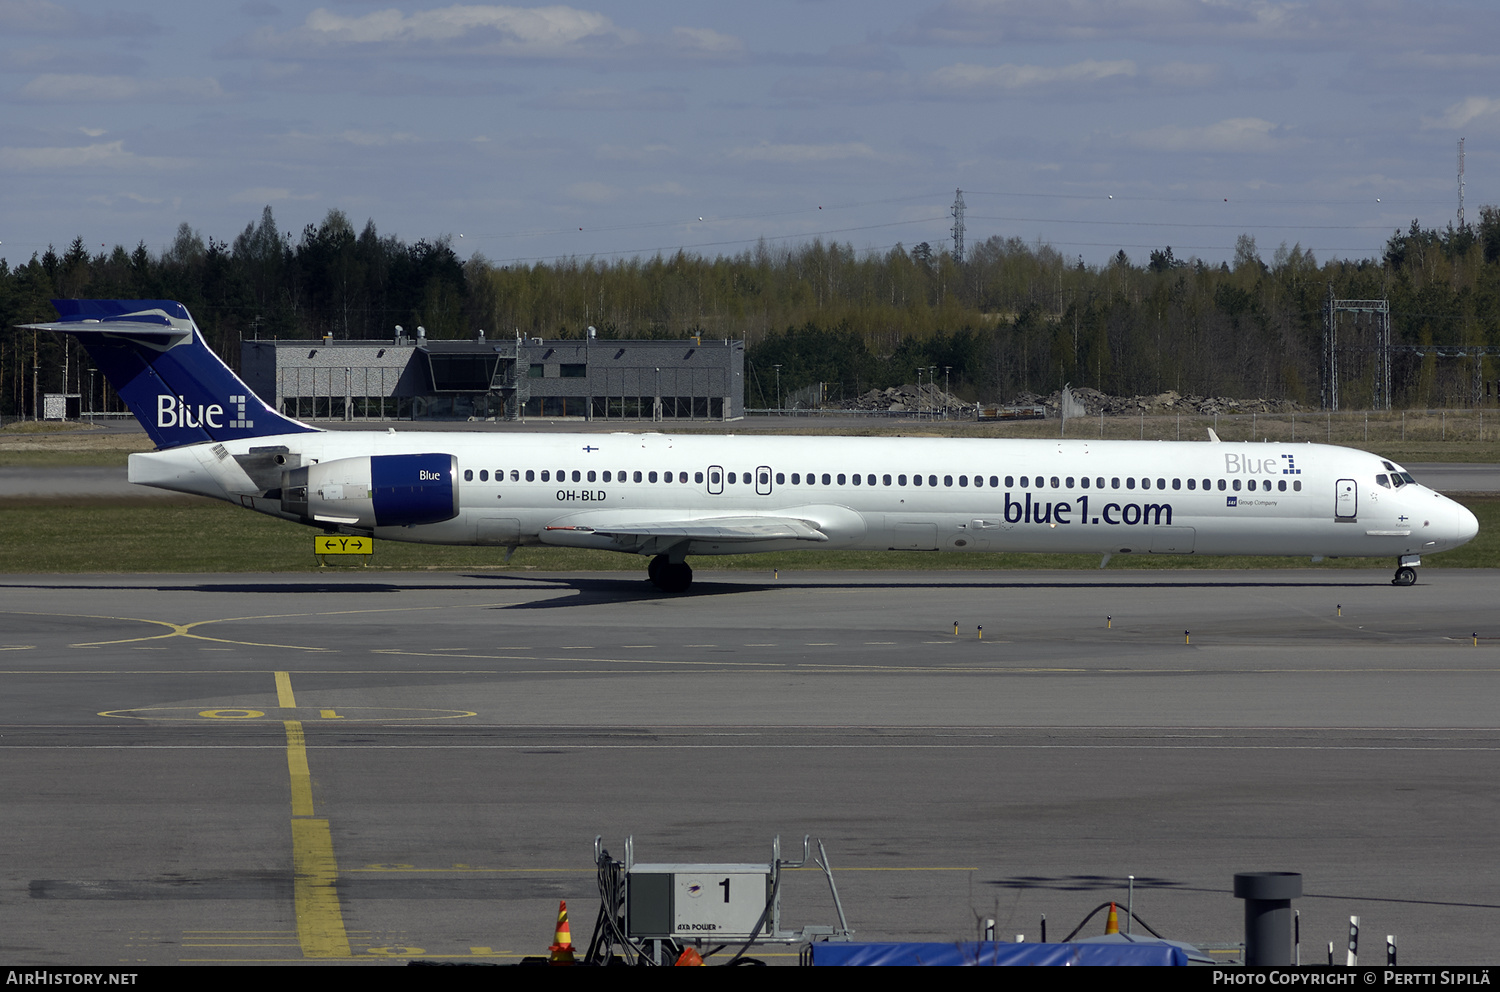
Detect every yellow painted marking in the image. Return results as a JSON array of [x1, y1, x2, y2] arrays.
[[0, 645, 35, 651], [283, 694, 351, 960], [199, 709, 264, 720], [275, 671, 296, 709], [6, 602, 519, 653], [99, 706, 475, 722], [290, 818, 351, 958], [285, 720, 315, 817]]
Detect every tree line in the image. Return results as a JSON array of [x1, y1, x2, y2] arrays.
[[4, 204, 1500, 418]]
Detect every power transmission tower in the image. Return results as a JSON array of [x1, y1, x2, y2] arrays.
[[1322, 284, 1391, 411], [950, 189, 966, 264], [1457, 138, 1466, 228]]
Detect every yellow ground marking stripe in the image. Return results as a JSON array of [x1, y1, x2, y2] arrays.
[[282, 674, 352, 960], [290, 818, 351, 959], [284, 720, 314, 817], [276, 671, 296, 709], [5, 602, 517, 652]]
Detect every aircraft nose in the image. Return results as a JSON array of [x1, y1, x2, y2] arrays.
[[1455, 501, 1479, 546]]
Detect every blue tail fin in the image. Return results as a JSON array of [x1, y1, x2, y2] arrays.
[[22, 299, 318, 448]]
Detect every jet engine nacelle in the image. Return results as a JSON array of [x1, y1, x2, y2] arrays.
[[281, 453, 459, 528]]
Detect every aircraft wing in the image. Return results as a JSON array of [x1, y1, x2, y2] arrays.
[[543, 514, 830, 548]]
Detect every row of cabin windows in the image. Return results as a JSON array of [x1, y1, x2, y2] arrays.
[[460, 467, 1304, 493]]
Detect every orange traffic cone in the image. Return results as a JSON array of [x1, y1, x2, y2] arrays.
[[675, 947, 704, 967], [549, 900, 575, 965], [1104, 902, 1119, 935]]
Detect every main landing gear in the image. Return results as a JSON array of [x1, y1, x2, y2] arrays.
[[647, 554, 693, 593]]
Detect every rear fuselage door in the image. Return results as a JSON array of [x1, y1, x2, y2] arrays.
[[1335, 478, 1357, 520]]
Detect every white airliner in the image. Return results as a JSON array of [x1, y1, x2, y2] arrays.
[[27, 300, 1478, 592]]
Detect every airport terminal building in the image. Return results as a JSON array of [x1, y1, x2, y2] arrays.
[[240, 331, 744, 422]]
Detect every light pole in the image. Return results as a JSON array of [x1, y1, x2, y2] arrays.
[[773, 364, 782, 414], [943, 366, 952, 420], [916, 367, 922, 418]]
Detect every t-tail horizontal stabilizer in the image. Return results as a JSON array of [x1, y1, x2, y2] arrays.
[[22, 299, 318, 448]]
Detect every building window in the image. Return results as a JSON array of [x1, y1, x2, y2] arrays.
[[560, 364, 587, 378]]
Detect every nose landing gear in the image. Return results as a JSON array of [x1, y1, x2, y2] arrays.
[[1392, 555, 1421, 586]]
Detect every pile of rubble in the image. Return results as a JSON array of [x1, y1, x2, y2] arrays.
[[1014, 387, 1304, 418], [831, 384, 1303, 418], [840, 384, 976, 415]]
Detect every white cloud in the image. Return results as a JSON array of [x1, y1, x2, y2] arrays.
[[733, 142, 882, 164], [566, 180, 619, 203], [927, 59, 1136, 93], [1125, 117, 1291, 153], [0, 139, 177, 171], [336, 130, 420, 146], [0, 0, 155, 36], [900, 0, 1343, 46], [638, 181, 689, 196], [667, 26, 742, 55], [531, 87, 686, 112], [229, 187, 318, 203], [302, 4, 622, 46], [593, 143, 678, 163], [1422, 96, 1500, 131], [230, 4, 744, 65], [20, 74, 224, 102]]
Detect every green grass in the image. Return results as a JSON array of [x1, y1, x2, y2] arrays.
[[2, 495, 1495, 573]]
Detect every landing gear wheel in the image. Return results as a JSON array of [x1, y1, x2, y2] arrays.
[[650, 560, 693, 593], [1392, 566, 1417, 587], [647, 554, 665, 584]]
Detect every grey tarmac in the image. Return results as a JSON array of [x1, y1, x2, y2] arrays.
[[3, 568, 1500, 965]]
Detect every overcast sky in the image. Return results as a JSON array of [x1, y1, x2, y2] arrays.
[[2, 0, 1495, 272]]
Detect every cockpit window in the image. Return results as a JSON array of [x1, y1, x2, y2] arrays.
[[1398, 472, 1416, 486], [1376, 474, 1391, 488]]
